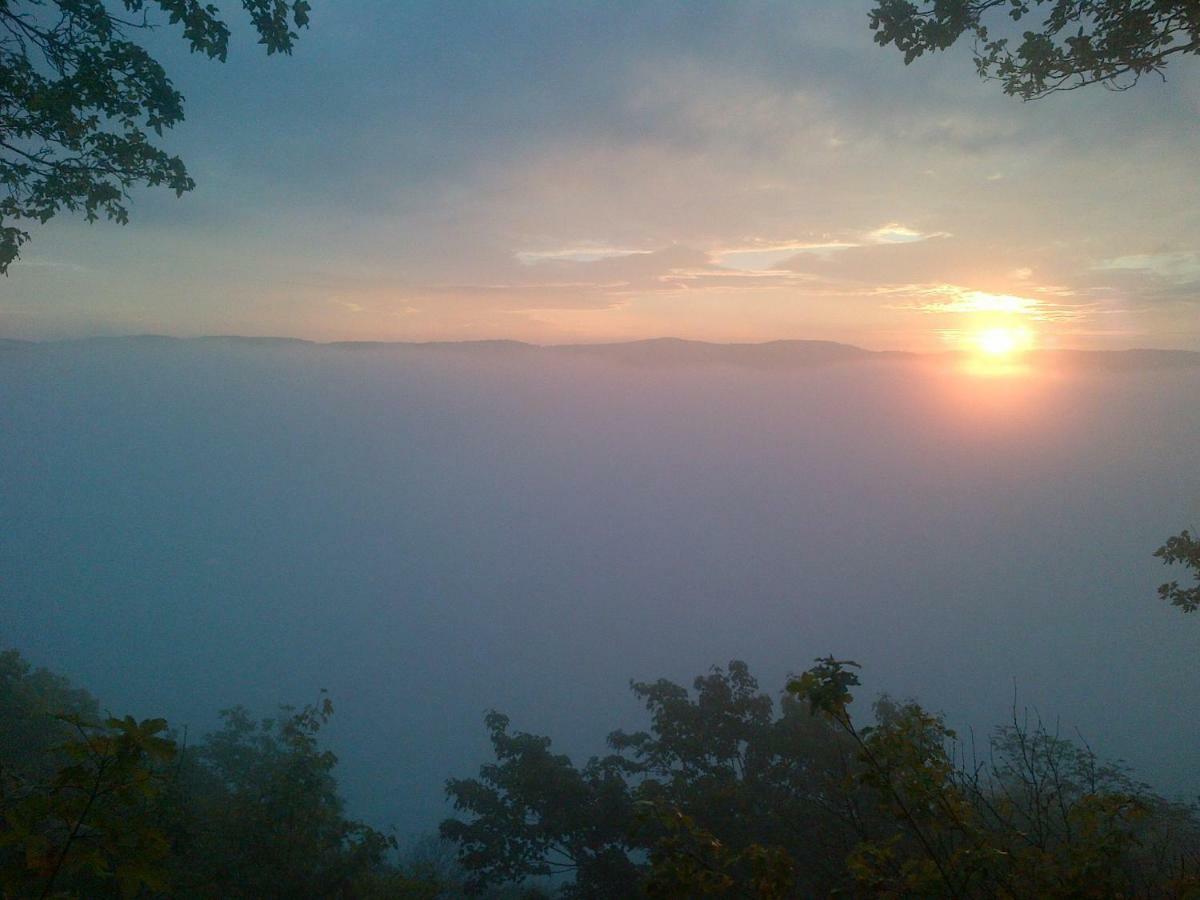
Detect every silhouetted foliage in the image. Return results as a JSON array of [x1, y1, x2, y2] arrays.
[[0, 651, 176, 897], [5, 634, 1198, 898], [787, 657, 1200, 898], [0, 649, 401, 899], [442, 709, 640, 898], [611, 661, 862, 894], [0, 648, 100, 780], [869, 0, 1200, 98], [0, 0, 310, 272], [1155, 529, 1200, 614], [445, 658, 1200, 897], [444, 661, 866, 896], [165, 695, 397, 899]]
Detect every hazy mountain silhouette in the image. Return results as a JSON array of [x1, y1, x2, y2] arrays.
[[14, 336, 1198, 371], [547, 338, 895, 368]]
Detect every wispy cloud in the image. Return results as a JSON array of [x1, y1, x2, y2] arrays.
[[715, 224, 947, 271], [516, 246, 654, 265], [4, 2, 1194, 349], [1095, 252, 1200, 283], [715, 241, 857, 270], [883, 285, 1088, 321], [865, 224, 950, 244]]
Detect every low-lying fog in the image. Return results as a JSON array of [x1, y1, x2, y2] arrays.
[[3, 338, 1198, 838]]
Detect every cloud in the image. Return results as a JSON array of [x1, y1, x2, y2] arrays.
[[714, 225, 948, 271], [1095, 252, 1200, 284], [516, 246, 654, 265], [865, 223, 950, 244], [4, 2, 1197, 348], [715, 241, 858, 270], [882, 285, 1088, 322], [777, 234, 1006, 286]]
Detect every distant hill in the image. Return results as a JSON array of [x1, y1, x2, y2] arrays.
[[323, 339, 530, 353], [196, 335, 315, 348], [546, 337, 896, 368], [3, 335, 1198, 372], [312, 336, 898, 369]]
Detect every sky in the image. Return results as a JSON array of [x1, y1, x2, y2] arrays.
[[2, 0, 1199, 350]]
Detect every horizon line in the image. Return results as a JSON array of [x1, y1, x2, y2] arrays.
[[3, 333, 1199, 356]]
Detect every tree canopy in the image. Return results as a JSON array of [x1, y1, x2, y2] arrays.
[[868, 1, 1200, 99], [442, 659, 1200, 897], [791, 657, 1200, 899], [0, 0, 310, 273], [442, 661, 859, 896], [1155, 529, 1200, 614], [3, 636, 1197, 897], [0, 649, 409, 899]]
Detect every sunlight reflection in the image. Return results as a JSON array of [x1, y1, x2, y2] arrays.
[[932, 353, 1049, 433], [959, 354, 1033, 378]]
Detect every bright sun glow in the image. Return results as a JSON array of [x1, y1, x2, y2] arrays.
[[958, 325, 1037, 377], [975, 327, 1031, 356]]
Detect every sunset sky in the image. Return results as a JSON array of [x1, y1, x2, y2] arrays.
[[3, 0, 1198, 350]]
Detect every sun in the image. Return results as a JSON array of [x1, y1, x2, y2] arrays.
[[974, 326, 1031, 357]]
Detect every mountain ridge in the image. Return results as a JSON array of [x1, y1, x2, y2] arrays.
[[3, 334, 1198, 370]]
